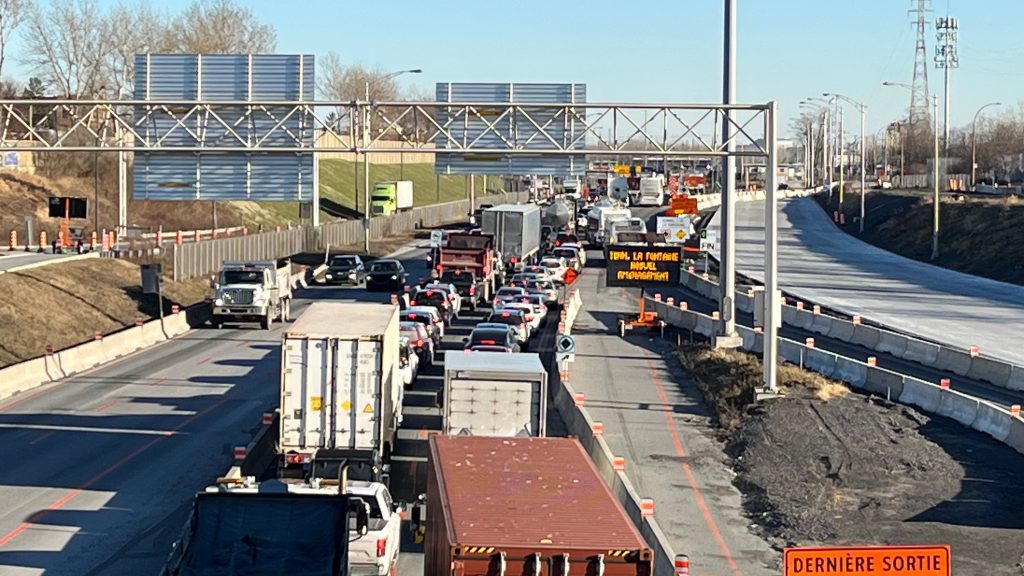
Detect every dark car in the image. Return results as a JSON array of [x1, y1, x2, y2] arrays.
[[484, 308, 530, 349], [411, 288, 454, 325], [366, 259, 408, 291], [463, 326, 520, 353], [325, 254, 366, 285], [439, 269, 481, 311]]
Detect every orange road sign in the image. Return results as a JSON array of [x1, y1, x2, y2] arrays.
[[784, 545, 950, 576]]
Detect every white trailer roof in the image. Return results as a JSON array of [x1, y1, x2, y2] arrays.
[[444, 351, 546, 374], [486, 204, 540, 214], [286, 302, 397, 339]]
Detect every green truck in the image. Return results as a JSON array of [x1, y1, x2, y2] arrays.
[[370, 180, 414, 216]]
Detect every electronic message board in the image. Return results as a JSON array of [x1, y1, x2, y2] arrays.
[[605, 245, 681, 287]]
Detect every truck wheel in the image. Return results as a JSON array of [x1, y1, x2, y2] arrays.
[[283, 299, 291, 322], [210, 318, 223, 330], [261, 314, 271, 330]]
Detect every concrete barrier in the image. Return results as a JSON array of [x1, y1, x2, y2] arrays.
[[935, 390, 981, 428], [241, 411, 280, 477], [804, 348, 838, 378], [966, 356, 1012, 387], [0, 305, 206, 403], [876, 331, 908, 357], [790, 308, 814, 331], [827, 320, 855, 342], [782, 306, 800, 326], [972, 402, 1013, 443], [902, 339, 940, 366], [694, 315, 715, 337], [809, 314, 834, 336], [1004, 418, 1024, 456], [932, 347, 973, 377], [898, 377, 943, 414], [850, 324, 881, 349], [1008, 366, 1024, 392], [832, 357, 868, 388], [862, 367, 904, 400]]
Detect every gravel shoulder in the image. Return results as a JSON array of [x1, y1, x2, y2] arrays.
[[680, 346, 1024, 575]]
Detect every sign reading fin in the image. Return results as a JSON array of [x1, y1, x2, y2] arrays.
[[784, 545, 951, 576]]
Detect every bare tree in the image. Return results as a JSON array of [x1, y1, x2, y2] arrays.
[[104, 3, 172, 98], [20, 0, 110, 97], [165, 0, 276, 54], [0, 0, 28, 81], [317, 52, 399, 101]]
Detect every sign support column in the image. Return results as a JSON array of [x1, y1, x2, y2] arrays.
[[763, 102, 779, 394]]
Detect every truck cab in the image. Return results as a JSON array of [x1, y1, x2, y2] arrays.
[[211, 260, 292, 330], [370, 181, 414, 216]]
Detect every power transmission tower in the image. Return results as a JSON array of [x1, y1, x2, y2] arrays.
[[909, 0, 932, 128], [935, 15, 959, 150]]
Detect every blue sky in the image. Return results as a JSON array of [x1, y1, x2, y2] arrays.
[[9, 0, 1023, 137]]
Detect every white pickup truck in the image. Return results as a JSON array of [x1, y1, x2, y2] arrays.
[[347, 480, 403, 576]]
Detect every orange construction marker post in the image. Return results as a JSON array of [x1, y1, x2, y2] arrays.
[[639, 498, 655, 517], [679, 301, 687, 310], [940, 378, 951, 390], [8, 230, 15, 251], [674, 555, 690, 576], [592, 422, 604, 436], [805, 337, 815, 349], [573, 393, 584, 407], [194, 229, 201, 242], [612, 457, 625, 472], [90, 231, 97, 250], [1011, 405, 1021, 417], [812, 304, 821, 315], [176, 230, 183, 245], [711, 311, 720, 320], [969, 346, 980, 358], [796, 301, 804, 310], [666, 297, 674, 306], [852, 315, 861, 325], [867, 356, 877, 367]]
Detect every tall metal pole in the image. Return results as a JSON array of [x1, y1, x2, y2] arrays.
[[858, 105, 866, 233], [970, 102, 1001, 188], [838, 105, 845, 208], [763, 101, 779, 394], [363, 82, 371, 254], [716, 0, 740, 347], [931, 95, 940, 260], [808, 121, 816, 187]]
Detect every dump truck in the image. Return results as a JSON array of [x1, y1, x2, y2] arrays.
[[442, 351, 547, 437], [418, 436, 654, 576], [480, 204, 542, 274], [279, 301, 401, 482], [370, 181, 414, 216], [162, 475, 368, 576], [211, 260, 292, 330], [438, 232, 498, 309]]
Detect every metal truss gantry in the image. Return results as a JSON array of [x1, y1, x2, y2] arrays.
[[0, 98, 783, 392]]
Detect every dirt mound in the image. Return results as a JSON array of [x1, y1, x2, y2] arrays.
[[680, 345, 1024, 573], [0, 259, 209, 367]]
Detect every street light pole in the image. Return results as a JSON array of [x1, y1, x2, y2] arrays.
[[361, 68, 422, 254], [970, 102, 1001, 189], [825, 93, 868, 233], [931, 94, 940, 260], [716, 0, 740, 347]]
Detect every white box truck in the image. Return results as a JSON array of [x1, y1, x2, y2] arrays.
[[279, 302, 402, 482], [442, 351, 548, 437], [637, 176, 664, 206]]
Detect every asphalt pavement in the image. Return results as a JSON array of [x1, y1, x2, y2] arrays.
[[566, 245, 777, 576], [0, 239, 430, 576], [707, 197, 1024, 366], [0, 250, 85, 273]]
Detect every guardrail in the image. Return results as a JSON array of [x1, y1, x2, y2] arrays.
[[172, 191, 527, 281], [552, 290, 677, 576], [673, 267, 1024, 392], [644, 296, 1024, 457]]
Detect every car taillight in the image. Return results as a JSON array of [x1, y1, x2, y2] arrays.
[[481, 340, 496, 345], [527, 315, 534, 321], [469, 285, 476, 295], [410, 301, 417, 306], [376, 538, 387, 557], [510, 257, 518, 263], [414, 339, 423, 347], [408, 313, 417, 319], [285, 453, 304, 464], [501, 311, 511, 317]]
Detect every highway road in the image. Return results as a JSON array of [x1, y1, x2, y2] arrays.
[[567, 230, 777, 575], [707, 197, 1024, 366], [0, 250, 86, 273], [0, 238, 434, 576]]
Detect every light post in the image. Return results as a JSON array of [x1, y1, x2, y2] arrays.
[[970, 102, 1001, 189], [931, 95, 940, 260], [824, 93, 867, 232], [362, 68, 422, 253]]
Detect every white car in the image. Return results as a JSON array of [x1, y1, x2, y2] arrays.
[[406, 305, 445, 338], [496, 301, 543, 333], [560, 242, 587, 265], [493, 285, 527, 307], [347, 481, 403, 576], [424, 282, 463, 318], [399, 337, 419, 388], [539, 257, 569, 281]]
